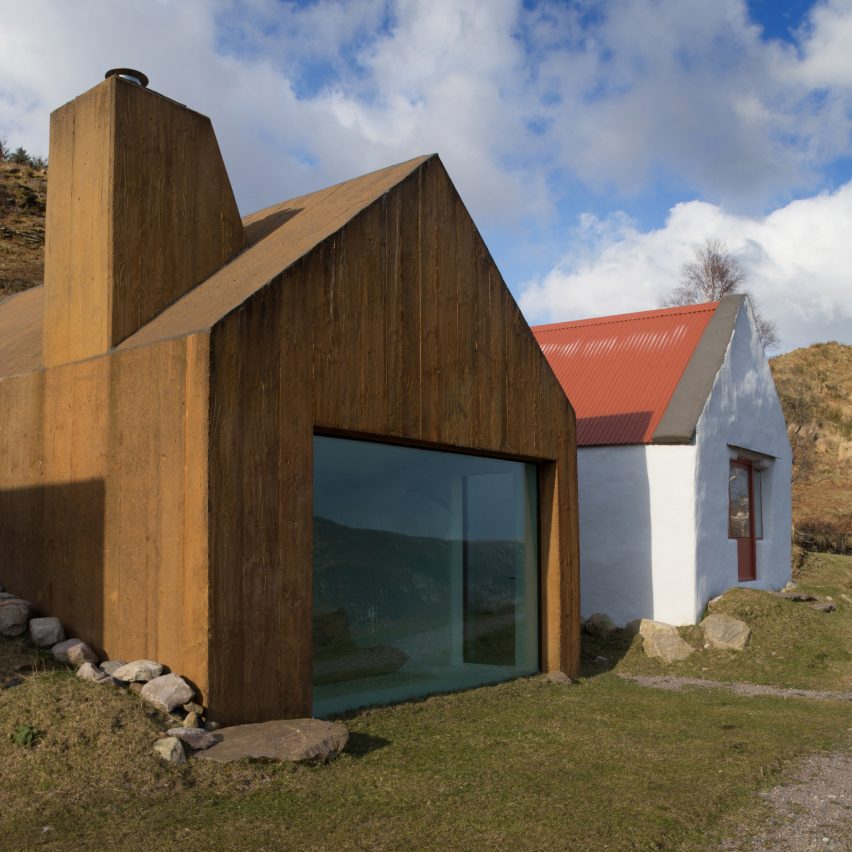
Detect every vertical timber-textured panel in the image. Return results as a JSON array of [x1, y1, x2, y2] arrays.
[[43, 81, 114, 367], [209, 156, 579, 722], [42, 75, 245, 368], [0, 335, 210, 696]]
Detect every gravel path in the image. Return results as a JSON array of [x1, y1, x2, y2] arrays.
[[723, 743, 852, 851], [619, 673, 852, 702], [620, 674, 851, 850]]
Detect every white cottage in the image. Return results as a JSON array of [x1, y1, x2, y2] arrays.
[[532, 295, 792, 626]]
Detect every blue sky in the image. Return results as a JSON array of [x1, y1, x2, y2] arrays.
[[1, 0, 850, 350]]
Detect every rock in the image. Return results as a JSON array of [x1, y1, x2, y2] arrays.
[[128, 682, 144, 695], [584, 612, 616, 637], [67, 641, 98, 666], [29, 617, 65, 648], [701, 613, 750, 651], [205, 720, 221, 732], [0, 598, 31, 637], [182, 711, 201, 728], [546, 671, 572, 685], [706, 593, 727, 611], [0, 591, 18, 599], [593, 655, 610, 666], [140, 674, 194, 713], [812, 602, 836, 613], [76, 662, 110, 683], [100, 660, 127, 676], [111, 660, 163, 683], [643, 631, 695, 663], [153, 736, 186, 764], [783, 592, 817, 603], [52, 638, 98, 665], [182, 701, 204, 715], [167, 727, 218, 750], [637, 619, 679, 639], [782, 581, 798, 592], [194, 718, 348, 764]]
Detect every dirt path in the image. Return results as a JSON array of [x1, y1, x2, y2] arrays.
[[620, 674, 852, 850], [619, 673, 852, 702]]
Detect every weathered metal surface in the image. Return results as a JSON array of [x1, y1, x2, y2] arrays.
[[533, 303, 718, 446]]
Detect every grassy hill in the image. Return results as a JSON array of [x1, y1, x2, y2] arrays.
[[770, 342, 852, 549], [0, 156, 46, 300]]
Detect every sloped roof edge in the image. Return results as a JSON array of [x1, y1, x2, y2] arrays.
[[651, 294, 745, 444], [118, 154, 434, 351]]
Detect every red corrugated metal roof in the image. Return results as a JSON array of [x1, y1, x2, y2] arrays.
[[532, 302, 719, 446]]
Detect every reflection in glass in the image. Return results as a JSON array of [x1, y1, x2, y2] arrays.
[[729, 463, 751, 539], [312, 436, 539, 717]]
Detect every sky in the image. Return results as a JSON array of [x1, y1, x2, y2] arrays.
[[1, 0, 850, 352]]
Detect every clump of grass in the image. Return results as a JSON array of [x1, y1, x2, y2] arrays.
[[9, 723, 42, 748]]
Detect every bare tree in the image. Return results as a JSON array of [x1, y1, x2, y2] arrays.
[[663, 238, 779, 351]]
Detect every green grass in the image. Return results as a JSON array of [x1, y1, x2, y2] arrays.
[[610, 552, 852, 692], [0, 668, 848, 850], [0, 554, 849, 850]]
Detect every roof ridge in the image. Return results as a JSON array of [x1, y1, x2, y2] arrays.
[[532, 301, 720, 334]]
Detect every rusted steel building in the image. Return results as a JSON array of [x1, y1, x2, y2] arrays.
[[0, 74, 580, 723]]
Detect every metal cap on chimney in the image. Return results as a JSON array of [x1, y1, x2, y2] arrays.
[[104, 68, 149, 88]]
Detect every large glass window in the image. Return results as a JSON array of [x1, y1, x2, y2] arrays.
[[312, 435, 539, 717]]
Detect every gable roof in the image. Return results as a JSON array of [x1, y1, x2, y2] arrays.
[[532, 295, 744, 446], [0, 155, 432, 378]]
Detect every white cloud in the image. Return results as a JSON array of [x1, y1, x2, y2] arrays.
[[519, 181, 852, 351], [1, 0, 851, 348]]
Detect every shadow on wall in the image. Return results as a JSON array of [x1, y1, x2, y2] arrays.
[[0, 480, 105, 654], [577, 412, 653, 629]]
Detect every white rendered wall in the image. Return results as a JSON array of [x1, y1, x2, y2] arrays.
[[693, 302, 792, 615], [578, 443, 697, 626]]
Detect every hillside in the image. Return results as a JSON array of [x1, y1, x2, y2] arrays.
[[770, 342, 852, 548], [0, 157, 46, 300]]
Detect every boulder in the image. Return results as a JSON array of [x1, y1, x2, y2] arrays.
[[194, 718, 348, 764], [812, 602, 836, 613], [100, 660, 127, 676], [700, 613, 750, 651], [643, 631, 695, 663], [140, 674, 194, 713], [111, 660, 163, 683], [706, 593, 727, 611], [52, 638, 98, 666], [167, 727, 218, 750], [584, 612, 616, 637], [76, 662, 110, 683], [182, 711, 202, 729], [29, 617, 65, 648], [545, 671, 572, 685], [0, 598, 31, 637], [153, 737, 186, 764], [633, 619, 679, 639]]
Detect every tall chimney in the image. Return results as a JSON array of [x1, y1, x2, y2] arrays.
[[43, 72, 246, 367]]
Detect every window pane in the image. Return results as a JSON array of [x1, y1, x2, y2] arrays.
[[729, 463, 751, 538], [753, 471, 763, 539], [313, 436, 539, 717]]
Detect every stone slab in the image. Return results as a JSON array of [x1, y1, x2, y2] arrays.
[[194, 718, 348, 764]]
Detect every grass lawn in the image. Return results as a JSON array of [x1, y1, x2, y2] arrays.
[[0, 553, 849, 850]]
